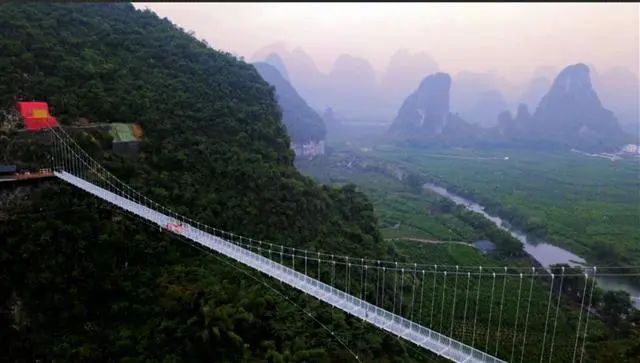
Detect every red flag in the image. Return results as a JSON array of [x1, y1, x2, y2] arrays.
[[16, 101, 58, 131]]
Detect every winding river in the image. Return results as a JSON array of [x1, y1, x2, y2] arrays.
[[423, 182, 640, 309]]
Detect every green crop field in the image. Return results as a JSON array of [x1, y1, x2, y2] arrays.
[[370, 146, 640, 267], [298, 146, 638, 361]]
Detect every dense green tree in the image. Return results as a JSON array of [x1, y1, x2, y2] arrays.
[[0, 3, 410, 362]]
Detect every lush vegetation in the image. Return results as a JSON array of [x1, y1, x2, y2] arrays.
[[297, 149, 525, 258], [299, 145, 640, 362], [0, 3, 406, 362], [1, 3, 638, 362], [369, 145, 640, 268]]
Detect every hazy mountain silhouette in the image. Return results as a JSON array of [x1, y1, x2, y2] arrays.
[[390, 72, 451, 135], [523, 63, 627, 148], [468, 89, 509, 127], [253, 45, 326, 108], [325, 54, 379, 117], [380, 49, 439, 113], [264, 53, 290, 80], [254, 45, 382, 119], [251, 42, 289, 62], [520, 76, 551, 111], [591, 66, 639, 135], [254, 44, 635, 145], [450, 71, 516, 127], [253, 62, 326, 143], [390, 72, 487, 145]]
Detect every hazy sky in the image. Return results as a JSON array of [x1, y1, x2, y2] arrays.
[[134, 3, 639, 82]]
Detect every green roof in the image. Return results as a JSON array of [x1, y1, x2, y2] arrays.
[[109, 123, 137, 143]]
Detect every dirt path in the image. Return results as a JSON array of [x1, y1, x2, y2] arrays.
[[385, 237, 472, 246]]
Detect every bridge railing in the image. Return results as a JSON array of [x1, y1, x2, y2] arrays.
[[47, 124, 608, 363]]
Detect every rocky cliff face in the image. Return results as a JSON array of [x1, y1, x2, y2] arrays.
[[495, 64, 628, 149], [390, 72, 452, 135], [531, 63, 626, 148], [519, 76, 551, 111]]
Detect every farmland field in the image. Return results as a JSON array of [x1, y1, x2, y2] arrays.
[[368, 145, 640, 268]]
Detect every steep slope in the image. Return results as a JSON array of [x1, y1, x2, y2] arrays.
[[265, 47, 328, 110], [254, 46, 387, 120], [253, 62, 326, 143], [390, 73, 452, 135], [519, 76, 551, 111], [0, 3, 398, 362], [264, 53, 290, 81], [496, 64, 630, 150], [531, 63, 627, 148], [380, 49, 439, 112], [591, 67, 640, 135]]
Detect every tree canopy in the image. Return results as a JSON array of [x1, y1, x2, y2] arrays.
[[0, 3, 407, 362]]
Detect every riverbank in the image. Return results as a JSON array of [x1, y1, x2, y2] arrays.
[[423, 181, 640, 308], [370, 147, 640, 269]]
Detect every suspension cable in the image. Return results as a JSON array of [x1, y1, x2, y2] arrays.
[[539, 273, 556, 362]]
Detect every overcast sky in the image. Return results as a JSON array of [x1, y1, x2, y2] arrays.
[[133, 3, 639, 82]]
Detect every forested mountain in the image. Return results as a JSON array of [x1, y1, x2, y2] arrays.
[[253, 62, 326, 143], [0, 3, 409, 361]]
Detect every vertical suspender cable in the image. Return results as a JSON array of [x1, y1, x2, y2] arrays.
[[540, 274, 556, 363], [579, 267, 597, 363], [393, 262, 398, 314], [347, 262, 351, 295], [381, 266, 386, 310], [449, 266, 459, 340], [461, 272, 471, 343], [345, 256, 349, 292], [471, 266, 483, 347], [485, 272, 496, 352], [399, 268, 405, 316], [439, 270, 448, 335], [418, 270, 426, 324], [376, 261, 380, 306], [509, 273, 522, 362], [430, 265, 438, 327], [410, 263, 417, 321], [361, 260, 365, 300], [520, 268, 536, 363], [495, 266, 508, 356], [548, 267, 565, 363], [571, 272, 589, 363]]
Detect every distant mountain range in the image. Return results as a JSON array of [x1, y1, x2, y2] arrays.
[[253, 44, 638, 148], [391, 63, 631, 150], [253, 46, 440, 120]]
